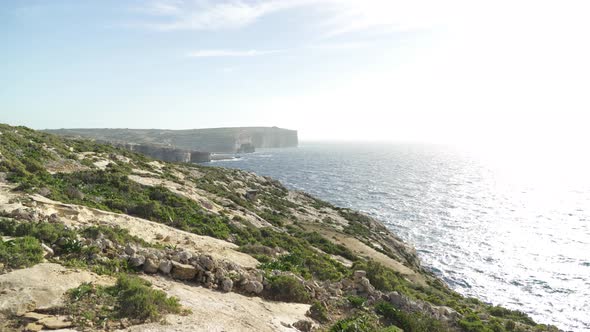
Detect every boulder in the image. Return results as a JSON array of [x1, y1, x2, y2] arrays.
[[24, 323, 43, 332], [39, 316, 72, 329], [159, 260, 173, 274], [221, 278, 233, 292], [293, 320, 313, 332], [129, 255, 145, 267], [143, 258, 159, 274], [199, 255, 216, 271], [171, 262, 197, 280], [243, 280, 264, 294], [124, 244, 136, 256], [353, 270, 367, 280]]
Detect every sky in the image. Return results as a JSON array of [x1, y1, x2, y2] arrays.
[[1, 0, 589, 145]]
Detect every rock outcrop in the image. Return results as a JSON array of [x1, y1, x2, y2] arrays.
[[44, 127, 299, 153]]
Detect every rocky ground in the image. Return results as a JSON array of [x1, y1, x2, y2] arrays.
[[0, 124, 560, 332]]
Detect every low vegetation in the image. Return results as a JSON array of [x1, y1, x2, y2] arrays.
[[66, 275, 182, 328], [0, 236, 44, 269], [0, 124, 560, 332]]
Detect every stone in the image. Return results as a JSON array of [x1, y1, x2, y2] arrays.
[[221, 278, 233, 292], [293, 320, 313, 332], [171, 261, 197, 280], [37, 187, 51, 197], [143, 258, 159, 274], [178, 250, 192, 263], [358, 277, 375, 294], [41, 243, 54, 258], [124, 244, 136, 256], [244, 280, 264, 294], [24, 323, 43, 332], [159, 260, 173, 274], [22, 312, 50, 321], [353, 270, 367, 280], [199, 255, 216, 271], [245, 190, 258, 201], [129, 255, 145, 267], [39, 316, 72, 329], [47, 213, 60, 223]]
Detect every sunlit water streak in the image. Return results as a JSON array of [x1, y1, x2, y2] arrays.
[[206, 142, 590, 331]]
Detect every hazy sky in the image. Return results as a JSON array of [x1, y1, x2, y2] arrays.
[[1, 0, 589, 144]]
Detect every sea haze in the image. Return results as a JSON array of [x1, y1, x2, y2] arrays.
[[207, 142, 590, 331]]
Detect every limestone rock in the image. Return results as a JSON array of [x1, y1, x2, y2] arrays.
[[293, 319, 313, 332], [353, 270, 367, 280], [124, 243, 136, 256], [129, 255, 145, 267], [159, 260, 173, 274], [0, 264, 98, 315], [24, 322, 43, 332], [199, 255, 216, 271], [22, 312, 50, 321], [143, 258, 159, 274], [41, 243, 54, 258], [221, 278, 233, 292], [39, 316, 72, 329], [171, 261, 197, 280], [244, 280, 264, 294]]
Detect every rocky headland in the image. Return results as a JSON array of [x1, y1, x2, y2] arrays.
[[44, 127, 299, 154], [0, 124, 560, 332]]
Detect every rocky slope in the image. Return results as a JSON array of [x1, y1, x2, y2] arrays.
[[44, 127, 299, 153], [0, 124, 559, 332]]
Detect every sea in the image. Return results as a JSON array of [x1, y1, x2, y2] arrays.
[[205, 142, 590, 331]]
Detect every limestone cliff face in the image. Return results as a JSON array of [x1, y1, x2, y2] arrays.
[[115, 143, 211, 163], [44, 127, 299, 153]]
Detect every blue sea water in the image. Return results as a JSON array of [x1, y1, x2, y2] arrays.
[[206, 142, 590, 331]]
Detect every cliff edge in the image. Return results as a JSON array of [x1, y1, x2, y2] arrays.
[[0, 124, 559, 332]]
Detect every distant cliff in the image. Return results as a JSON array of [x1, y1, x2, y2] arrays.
[[113, 143, 211, 163], [44, 127, 298, 153]]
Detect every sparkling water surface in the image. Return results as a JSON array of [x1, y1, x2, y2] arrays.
[[206, 142, 590, 331]]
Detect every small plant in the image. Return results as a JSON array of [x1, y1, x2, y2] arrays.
[[114, 275, 182, 321], [0, 236, 44, 269], [309, 301, 329, 323], [264, 275, 311, 303], [66, 275, 182, 328], [347, 295, 367, 309], [329, 313, 380, 332], [375, 301, 450, 332]]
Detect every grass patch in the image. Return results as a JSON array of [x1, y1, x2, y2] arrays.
[[263, 275, 311, 303], [67, 275, 182, 328], [375, 301, 450, 332], [0, 236, 44, 269]]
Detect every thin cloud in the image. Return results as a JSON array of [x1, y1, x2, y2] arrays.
[[187, 49, 283, 57], [139, 0, 444, 35], [143, 0, 311, 31]]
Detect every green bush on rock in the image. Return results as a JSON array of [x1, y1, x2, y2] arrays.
[[0, 236, 44, 269]]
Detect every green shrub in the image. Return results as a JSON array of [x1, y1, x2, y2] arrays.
[[264, 275, 311, 303], [459, 313, 492, 332], [114, 275, 181, 321], [309, 301, 329, 323], [329, 313, 380, 332], [66, 275, 181, 328], [352, 260, 407, 294], [375, 301, 450, 332], [505, 321, 516, 331], [488, 306, 536, 326], [347, 295, 367, 309], [0, 236, 44, 269]]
